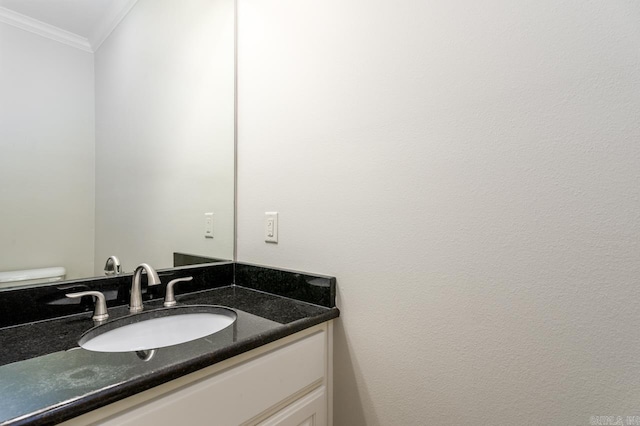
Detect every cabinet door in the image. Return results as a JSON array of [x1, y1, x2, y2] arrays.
[[257, 386, 326, 426]]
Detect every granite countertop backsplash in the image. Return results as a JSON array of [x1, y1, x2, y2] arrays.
[[0, 263, 339, 426]]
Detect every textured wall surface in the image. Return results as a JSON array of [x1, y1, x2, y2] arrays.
[[0, 22, 95, 279], [237, 0, 640, 424]]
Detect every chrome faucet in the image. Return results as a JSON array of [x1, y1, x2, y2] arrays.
[[130, 263, 161, 313], [104, 255, 122, 276]]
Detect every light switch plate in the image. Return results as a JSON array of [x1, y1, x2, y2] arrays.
[[204, 213, 214, 238], [264, 212, 278, 243]]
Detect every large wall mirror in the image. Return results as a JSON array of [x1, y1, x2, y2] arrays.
[[0, 0, 235, 290]]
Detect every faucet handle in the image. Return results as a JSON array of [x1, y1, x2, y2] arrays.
[[164, 277, 193, 307], [66, 291, 109, 323]]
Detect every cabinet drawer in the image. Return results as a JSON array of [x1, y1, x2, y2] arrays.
[[97, 330, 326, 426]]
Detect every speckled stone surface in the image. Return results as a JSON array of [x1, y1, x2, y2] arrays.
[[235, 263, 336, 308], [0, 264, 339, 426], [0, 263, 234, 328]]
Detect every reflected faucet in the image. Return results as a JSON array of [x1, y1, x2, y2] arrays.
[[104, 256, 122, 276], [130, 263, 161, 313]]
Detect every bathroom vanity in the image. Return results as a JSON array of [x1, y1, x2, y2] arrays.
[[0, 263, 339, 425], [65, 323, 331, 425]]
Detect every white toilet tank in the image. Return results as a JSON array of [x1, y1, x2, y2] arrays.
[[0, 267, 67, 288]]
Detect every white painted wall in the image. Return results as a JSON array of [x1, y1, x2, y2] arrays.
[[94, 0, 235, 274], [237, 1, 640, 424], [0, 21, 95, 280]]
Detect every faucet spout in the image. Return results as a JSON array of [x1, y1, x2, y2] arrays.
[[130, 263, 161, 313], [104, 255, 122, 276]]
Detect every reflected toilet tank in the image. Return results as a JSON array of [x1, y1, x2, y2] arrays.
[[0, 267, 66, 288]]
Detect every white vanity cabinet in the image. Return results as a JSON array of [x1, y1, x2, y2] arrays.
[[62, 322, 333, 426], [256, 386, 326, 426]]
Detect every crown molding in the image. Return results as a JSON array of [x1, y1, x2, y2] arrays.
[[91, 0, 139, 52], [0, 6, 92, 53]]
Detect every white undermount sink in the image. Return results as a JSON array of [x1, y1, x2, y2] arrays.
[[78, 306, 237, 353]]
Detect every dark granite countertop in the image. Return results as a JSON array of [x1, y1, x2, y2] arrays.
[[0, 285, 339, 425]]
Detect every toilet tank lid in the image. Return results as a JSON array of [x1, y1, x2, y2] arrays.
[[0, 267, 67, 283]]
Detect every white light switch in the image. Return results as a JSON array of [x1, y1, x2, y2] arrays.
[[265, 212, 278, 243], [204, 213, 214, 238]]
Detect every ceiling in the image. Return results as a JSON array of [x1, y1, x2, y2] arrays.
[[0, 0, 138, 52]]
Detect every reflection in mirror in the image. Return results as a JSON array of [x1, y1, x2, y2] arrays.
[[0, 0, 235, 290]]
